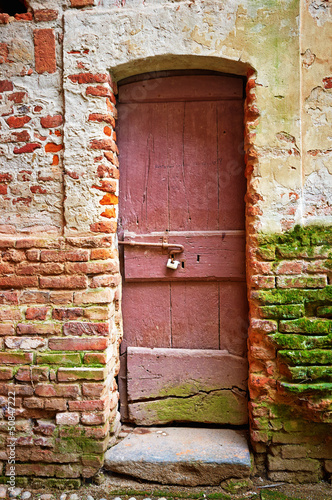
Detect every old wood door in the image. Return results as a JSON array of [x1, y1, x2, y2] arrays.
[[117, 72, 248, 426]]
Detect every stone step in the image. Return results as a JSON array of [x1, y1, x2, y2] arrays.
[[104, 427, 251, 486]]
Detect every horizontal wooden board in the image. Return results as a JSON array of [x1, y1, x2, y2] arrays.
[[122, 231, 245, 281], [127, 347, 248, 400], [118, 75, 244, 103], [126, 347, 248, 425]]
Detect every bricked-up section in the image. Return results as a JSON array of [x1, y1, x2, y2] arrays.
[[0, 235, 121, 482], [64, 69, 119, 234], [247, 224, 332, 482], [0, 11, 64, 233]]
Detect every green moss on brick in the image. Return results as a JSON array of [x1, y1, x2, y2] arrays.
[[259, 304, 304, 319], [279, 318, 332, 334], [280, 381, 332, 394], [278, 349, 332, 366], [289, 366, 332, 381], [269, 333, 332, 350]]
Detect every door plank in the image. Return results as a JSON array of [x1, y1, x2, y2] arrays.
[[217, 101, 246, 229], [118, 75, 244, 103], [171, 282, 219, 349], [219, 282, 249, 357], [121, 282, 172, 353]]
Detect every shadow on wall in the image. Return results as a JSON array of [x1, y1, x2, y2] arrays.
[[0, 0, 28, 15]]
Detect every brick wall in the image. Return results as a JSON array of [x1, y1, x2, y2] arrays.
[[247, 225, 332, 483]]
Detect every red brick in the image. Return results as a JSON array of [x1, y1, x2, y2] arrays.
[[0, 42, 8, 64], [0, 184, 7, 194], [40, 115, 63, 128], [17, 323, 61, 335], [35, 383, 80, 398], [0, 276, 38, 288], [86, 86, 114, 99], [68, 399, 106, 411], [97, 164, 119, 179], [90, 274, 120, 288], [30, 185, 47, 194], [63, 322, 109, 336], [74, 288, 112, 305], [70, 0, 95, 7], [50, 291, 73, 304], [88, 113, 115, 127], [65, 260, 118, 275], [99, 193, 118, 205], [40, 275, 88, 289], [14, 143, 41, 154], [104, 151, 119, 167], [323, 77, 332, 89], [90, 138, 118, 153], [44, 399, 67, 411], [81, 411, 107, 425], [274, 260, 304, 275], [84, 352, 107, 365], [15, 12, 33, 20], [0, 352, 33, 364], [34, 29, 56, 74], [0, 308, 22, 321], [90, 221, 117, 233], [0, 80, 13, 92], [82, 383, 105, 397], [6, 116, 31, 129], [40, 250, 89, 262], [16, 262, 64, 275], [104, 126, 112, 137], [49, 337, 108, 351], [34, 105, 43, 112], [12, 130, 30, 142], [7, 92, 27, 103], [23, 398, 45, 409], [33, 420, 56, 435], [15, 367, 49, 382], [92, 179, 117, 193], [26, 307, 49, 320], [90, 248, 115, 260], [34, 9, 58, 22], [0, 367, 14, 380], [26, 249, 40, 261], [57, 367, 106, 382], [19, 290, 49, 304], [0, 324, 15, 336], [0, 14, 10, 24], [0, 173, 13, 183], [45, 142, 63, 153], [56, 412, 80, 425], [52, 308, 83, 320], [0, 291, 19, 304], [69, 73, 109, 84]]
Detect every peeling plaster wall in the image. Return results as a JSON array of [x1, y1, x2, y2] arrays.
[[301, 0, 332, 223]]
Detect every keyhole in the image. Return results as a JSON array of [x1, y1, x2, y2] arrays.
[[197, 255, 200, 262], [181, 261, 185, 269]]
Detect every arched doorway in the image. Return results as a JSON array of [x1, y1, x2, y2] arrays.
[[117, 70, 248, 427]]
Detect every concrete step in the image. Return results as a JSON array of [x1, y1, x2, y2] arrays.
[[104, 427, 251, 486]]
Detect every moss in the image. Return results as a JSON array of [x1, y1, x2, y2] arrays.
[[278, 349, 332, 366], [317, 305, 332, 318], [259, 304, 304, 319], [269, 333, 332, 350], [279, 318, 332, 334], [280, 381, 332, 394]]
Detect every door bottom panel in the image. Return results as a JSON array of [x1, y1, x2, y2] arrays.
[[124, 347, 248, 426]]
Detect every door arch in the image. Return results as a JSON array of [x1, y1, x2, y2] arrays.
[[116, 70, 249, 426]]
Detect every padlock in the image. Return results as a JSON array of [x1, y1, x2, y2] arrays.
[[166, 258, 180, 270]]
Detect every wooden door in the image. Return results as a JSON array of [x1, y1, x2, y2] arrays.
[[117, 72, 248, 426]]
